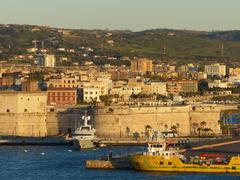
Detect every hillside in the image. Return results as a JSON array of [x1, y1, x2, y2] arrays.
[[1, 24, 240, 65]]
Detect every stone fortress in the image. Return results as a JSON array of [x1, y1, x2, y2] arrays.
[[0, 91, 238, 137]]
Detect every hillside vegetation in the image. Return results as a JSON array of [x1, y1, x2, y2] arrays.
[[1, 24, 240, 64]]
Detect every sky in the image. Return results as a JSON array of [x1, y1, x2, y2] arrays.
[[0, 0, 240, 31]]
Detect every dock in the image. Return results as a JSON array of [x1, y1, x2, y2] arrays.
[[86, 155, 134, 170], [86, 160, 114, 169], [0, 136, 72, 146]]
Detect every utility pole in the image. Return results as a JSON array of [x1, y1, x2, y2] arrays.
[[221, 43, 224, 57]]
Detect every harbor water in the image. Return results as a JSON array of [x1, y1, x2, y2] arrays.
[[0, 146, 240, 180]]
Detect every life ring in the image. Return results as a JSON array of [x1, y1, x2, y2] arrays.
[[168, 162, 172, 166], [160, 162, 164, 165]]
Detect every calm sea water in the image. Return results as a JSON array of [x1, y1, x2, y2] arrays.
[[0, 146, 239, 180]]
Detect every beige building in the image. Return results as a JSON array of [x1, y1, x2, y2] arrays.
[[83, 87, 101, 102], [204, 63, 226, 77], [0, 91, 47, 137], [38, 54, 56, 68], [47, 77, 78, 88], [229, 68, 240, 76], [131, 58, 153, 74], [111, 86, 142, 97], [167, 80, 198, 94], [142, 82, 167, 95], [208, 80, 229, 89]]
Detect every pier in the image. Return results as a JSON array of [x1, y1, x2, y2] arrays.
[[0, 136, 71, 146]]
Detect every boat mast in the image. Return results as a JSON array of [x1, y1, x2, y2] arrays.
[[82, 111, 91, 126]]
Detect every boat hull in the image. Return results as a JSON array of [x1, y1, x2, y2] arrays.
[[72, 139, 96, 150], [130, 155, 240, 173]]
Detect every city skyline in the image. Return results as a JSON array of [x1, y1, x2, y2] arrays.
[[0, 0, 240, 31]]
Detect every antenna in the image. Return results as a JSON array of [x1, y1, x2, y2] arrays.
[[221, 43, 224, 57], [42, 40, 44, 49], [163, 45, 167, 55]]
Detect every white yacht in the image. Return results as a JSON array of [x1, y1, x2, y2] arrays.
[[72, 114, 97, 149]]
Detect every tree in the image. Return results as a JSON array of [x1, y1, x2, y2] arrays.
[[199, 121, 207, 136], [164, 124, 168, 132], [197, 127, 202, 137], [125, 127, 130, 138], [145, 125, 152, 138], [204, 128, 213, 136], [192, 123, 199, 136], [170, 125, 178, 137], [200, 121, 207, 129], [133, 132, 140, 140]]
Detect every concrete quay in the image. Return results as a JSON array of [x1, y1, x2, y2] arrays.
[[0, 136, 71, 146]]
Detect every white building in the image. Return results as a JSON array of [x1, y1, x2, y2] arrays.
[[142, 82, 167, 96], [208, 80, 229, 89], [204, 63, 226, 77], [111, 86, 141, 96], [83, 87, 101, 102], [38, 54, 56, 68]]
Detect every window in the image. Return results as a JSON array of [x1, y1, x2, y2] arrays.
[[7, 109, 10, 113], [24, 109, 28, 112]]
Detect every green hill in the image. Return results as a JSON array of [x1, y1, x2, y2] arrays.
[[1, 24, 240, 64]]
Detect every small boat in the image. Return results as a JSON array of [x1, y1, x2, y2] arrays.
[[130, 138, 240, 173], [72, 113, 97, 150]]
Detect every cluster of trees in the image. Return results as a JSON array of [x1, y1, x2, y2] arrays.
[[192, 121, 213, 137], [99, 95, 119, 106]]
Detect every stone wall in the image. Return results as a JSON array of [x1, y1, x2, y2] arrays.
[[0, 113, 47, 137], [94, 106, 191, 137], [0, 104, 238, 138]]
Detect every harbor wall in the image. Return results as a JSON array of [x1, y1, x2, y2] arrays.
[[94, 106, 191, 137], [0, 113, 47, 137], [0, 104, 238, 137], [45, 104, 238, 138]]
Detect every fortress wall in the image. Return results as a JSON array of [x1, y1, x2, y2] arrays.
[[189, 111, 221, 135], [46, 111, 93, 136], [0, 113, 17, 136], [95, 106, 191, 137], [0, 113, 47, 137], [0, 104, 237, 137]]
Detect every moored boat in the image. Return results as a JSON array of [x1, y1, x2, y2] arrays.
[[130, 138, 240, 173], [72, 113, 98, 150]]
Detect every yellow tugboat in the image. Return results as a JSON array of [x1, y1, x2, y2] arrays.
[[130, 138, 240, 173]]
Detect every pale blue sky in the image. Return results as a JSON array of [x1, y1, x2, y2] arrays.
[[0, 0, 239, 31]]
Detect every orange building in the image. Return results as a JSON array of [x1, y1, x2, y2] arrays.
[[131, 58, 153, 75], [22, 80, 39, 92], [0, 77, 14, 87], [47, 88, 77, 106]]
